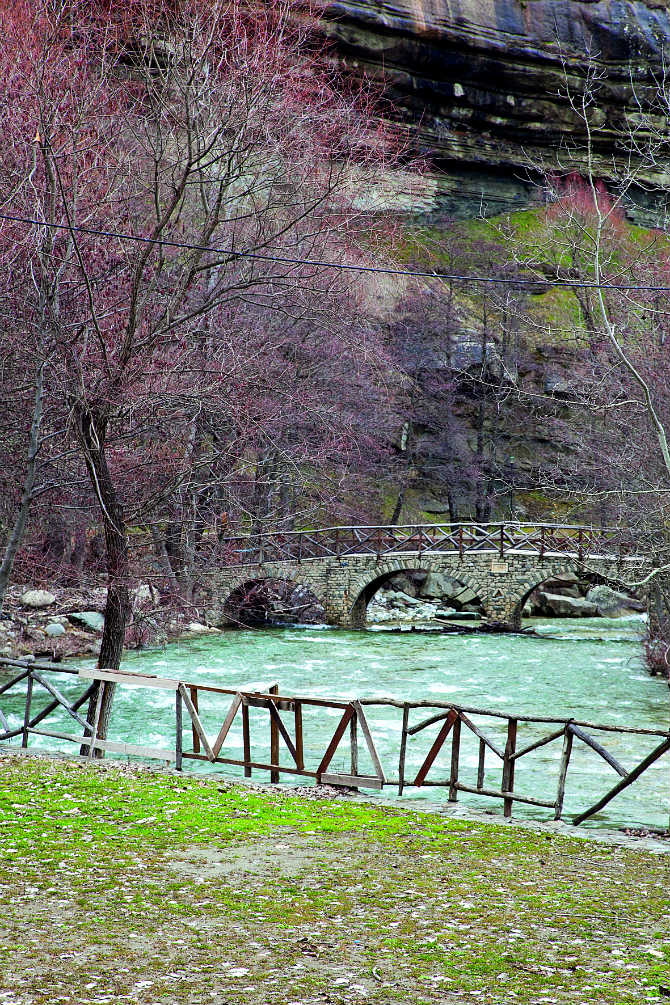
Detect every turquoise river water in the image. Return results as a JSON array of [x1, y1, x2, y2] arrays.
[[2, 616, 669, 830]]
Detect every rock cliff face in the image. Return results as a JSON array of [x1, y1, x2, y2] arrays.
[[322, 0, 670, 219]]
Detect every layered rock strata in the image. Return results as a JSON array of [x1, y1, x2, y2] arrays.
[[323, 0, 670, 219]]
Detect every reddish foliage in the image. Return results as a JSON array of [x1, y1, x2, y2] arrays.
[[0, 0, 399, 634]]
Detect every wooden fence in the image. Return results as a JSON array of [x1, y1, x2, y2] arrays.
[[1, 657, 668, 827], [222, 522, 641, 566]]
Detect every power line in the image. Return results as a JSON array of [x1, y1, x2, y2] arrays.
[[2, 210, 670, 293]]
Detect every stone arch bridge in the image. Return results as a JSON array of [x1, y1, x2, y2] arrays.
[[205, 523, 649, 631]]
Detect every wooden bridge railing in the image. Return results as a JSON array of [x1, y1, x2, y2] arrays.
[[1, 658, 667, 827], [221, 522, 641, 567]]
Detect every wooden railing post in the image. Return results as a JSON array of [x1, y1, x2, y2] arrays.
[[449, 716, 461, 802], [502, 718, 518, 818], [22, 673, 33, 749], [242, 699, 252, 777], [294, 701, 304, 772], [175, 688, 183, 772], [350, 711, 359, 785], [477, 738, 486, 790], [578, 529, 583, 563], [190, 686, 200, 755], [269, 685, 280, 783], [459, 525, 463, 558], [499, 523, 504, 558], [540, 525, 545, 559], [554, 725, 573, 820], [398, 705, 409, 795]]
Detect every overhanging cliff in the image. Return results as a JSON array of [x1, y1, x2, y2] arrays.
[[322, 0, 670, 219]]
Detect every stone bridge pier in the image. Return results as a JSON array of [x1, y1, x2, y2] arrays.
[[204, 550, 645, 632]]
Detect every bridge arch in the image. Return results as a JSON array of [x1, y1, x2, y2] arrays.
[[347, 560, 483, 628], [220, 575, 326, 627], [510, 560, 642, 628]]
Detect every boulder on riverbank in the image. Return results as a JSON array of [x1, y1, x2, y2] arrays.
[[535, 592, 598, 618], [586, 586, 646, 618], [367, 588, 446, 625], [376, 571, 645, 623], [20, 589, 56, 609], [67, 611, 105, 633]]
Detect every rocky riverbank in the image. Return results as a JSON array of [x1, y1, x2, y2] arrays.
[[0, 585, 220, 662], [0, 569, 646, 661]]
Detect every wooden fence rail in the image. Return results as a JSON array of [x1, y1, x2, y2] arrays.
[[220, 521, 643, 567], [0, 658, 668, 827]]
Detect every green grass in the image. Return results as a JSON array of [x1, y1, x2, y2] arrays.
[[1, 754, 669, 1003]]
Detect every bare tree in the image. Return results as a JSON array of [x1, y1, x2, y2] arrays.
[[491, 48, 670, 666], [0, 0, 397, 738]]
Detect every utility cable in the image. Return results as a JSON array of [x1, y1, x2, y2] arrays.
[[3, 210, 670, 293]]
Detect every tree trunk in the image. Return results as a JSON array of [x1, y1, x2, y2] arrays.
[[390, 486, 405, 526], [151, 525, 180, 596], [447, 486, 459, 526], [77, 407, 131, 755], [474, 400, 487, 521], [251, 450, 276, 537], [0, 364, 45, 612]]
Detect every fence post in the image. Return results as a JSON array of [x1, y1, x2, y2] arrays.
[[540, 526, 545, 559], [477, 738, 486, 790], [242, 699, 252, 777], [499, 523, 504, 558], [449, 716, 461, 802], [350, 711, 359, 778], [459, 525, 463, 559], [502, 718, 518, 818], [293, 701, 305, 772], [175, 689, 183, 772], [22, 673, 33, 749], [398, 705, 409, 795], [190, 686, 200, 755], [554, 725, 573, 820], [270, 685, 279, 783]]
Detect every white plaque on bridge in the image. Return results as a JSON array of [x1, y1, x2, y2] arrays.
[[490, 560, 508, 573]]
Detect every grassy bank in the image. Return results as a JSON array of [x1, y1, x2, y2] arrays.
[[0, 755, 669, 1004]]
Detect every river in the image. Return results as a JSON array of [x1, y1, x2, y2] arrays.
[[2, 616, 668, 830]]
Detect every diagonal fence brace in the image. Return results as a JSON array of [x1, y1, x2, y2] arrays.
[[212, 693, 242, 758], [413, 709, 459, 786], [179, 683, 215, 761]]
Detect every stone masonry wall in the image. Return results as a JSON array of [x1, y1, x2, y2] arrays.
[[204, 552, 649, 630]]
